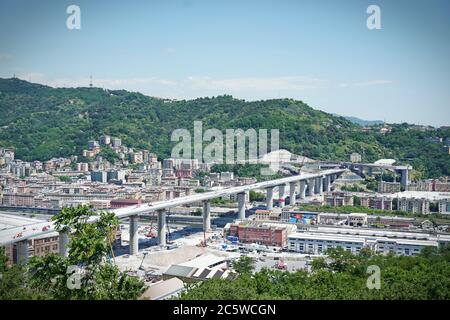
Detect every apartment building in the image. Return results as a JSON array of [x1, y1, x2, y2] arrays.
[[378, 181, 401, 193], [360, 194, 393, 210], [324, 191, 354, 207]]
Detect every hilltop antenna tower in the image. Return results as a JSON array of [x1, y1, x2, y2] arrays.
[[89, 74, 93, 88]]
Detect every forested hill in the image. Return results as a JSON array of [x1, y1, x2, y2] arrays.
[[0, 78, 448, 178]]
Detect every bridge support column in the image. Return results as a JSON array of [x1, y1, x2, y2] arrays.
[[278, 184, 286, 208], [129, 215, 139, 255], [59, 231, 70, 257], [314, 177, 322, 195], [237, 192, 246, 220], [16, 239, 29, 264], [319, 176, 324, 194], [266, 187, 274, 210], [289, 182, 297, 206], [400, 169, 409, 187], [368, 167, 373, 176], [325, 175, 331, 192], [307, 179, 315, 196], [299, 180, 306, 199], [158, 210, 167, 246], [203, 200, 211, 232], [330, 174, 336, 183]]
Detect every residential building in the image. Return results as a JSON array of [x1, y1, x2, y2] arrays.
[[99, 135, 111, 145], [360, 194, 393, 210], [91, 171, 108, 183], [111, 138, 122, 148]]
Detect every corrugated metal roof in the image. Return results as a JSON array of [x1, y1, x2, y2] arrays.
[[164, 265, 197, 278]]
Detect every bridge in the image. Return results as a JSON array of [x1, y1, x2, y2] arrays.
[[315, 161, 412, 186], [0, 169, 344, 263]]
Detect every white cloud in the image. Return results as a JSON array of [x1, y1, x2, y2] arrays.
[[163, 47, 176, 55], [12, 73, 392, 101], [186, 75, 326, 92], [0, 53, 12, 61], [16, 74, 177, 90], [337, 80, 393, 89], [13, 74, 326, 99], [353, 80, 393, 87]]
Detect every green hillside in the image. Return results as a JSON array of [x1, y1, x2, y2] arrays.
[[0, 78, 448, 178]]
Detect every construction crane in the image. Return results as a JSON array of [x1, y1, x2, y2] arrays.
[[138, 252, 148, 271]]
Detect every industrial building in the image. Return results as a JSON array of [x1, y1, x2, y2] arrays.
[[288, 232, 438, 256], [224, 220, 296, 247], [288, 225, 450, 256]]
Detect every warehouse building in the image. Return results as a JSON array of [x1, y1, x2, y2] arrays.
[[288, 232, 438, 256]]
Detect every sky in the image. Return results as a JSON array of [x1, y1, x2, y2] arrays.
[[0, 0, 449, 126]]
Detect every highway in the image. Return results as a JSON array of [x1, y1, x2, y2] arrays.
[[0, 169, 344, 246]]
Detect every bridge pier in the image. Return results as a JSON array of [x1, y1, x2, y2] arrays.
[[289, 182, 297, 206], [314, 177, 322, 195], [237, 192, 246, 220], [266, 187, 274, 210], [59, 231, 70, 257], [278, 184, 286, 208], [330, 174, 336, 184], [158, 210, 167, 246], [319, 177, 324, 194], [203, 201, 211, 232], [324, 175, 331, 192], [129, 215, 139, 255], [299, 180, 306, 199], [16, 239, 29, 264], [400, 169, 409, 187], [307, 178, 315, 196]]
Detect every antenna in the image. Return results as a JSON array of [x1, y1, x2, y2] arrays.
[[89, 74, 93, 88]]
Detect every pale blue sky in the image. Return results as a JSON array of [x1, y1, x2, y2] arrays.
[[0, 0, 449, 126]]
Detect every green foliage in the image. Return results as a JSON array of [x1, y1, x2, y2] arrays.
[[2, 79, 447, 178], [52, 206, 119, 265], [97, 146, 119, 164], [0, 247, 48, 299], [57, 175, 71, 182], [232, 256, 255, 275], [180, 245, 450, 300], [249, 190, 265, 202], [0, 205, 144, 300], [210, 198, 233, 205]]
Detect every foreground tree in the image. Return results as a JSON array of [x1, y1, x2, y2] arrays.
[[0, 205, 144, 300], [179, 245, 450, 300]]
